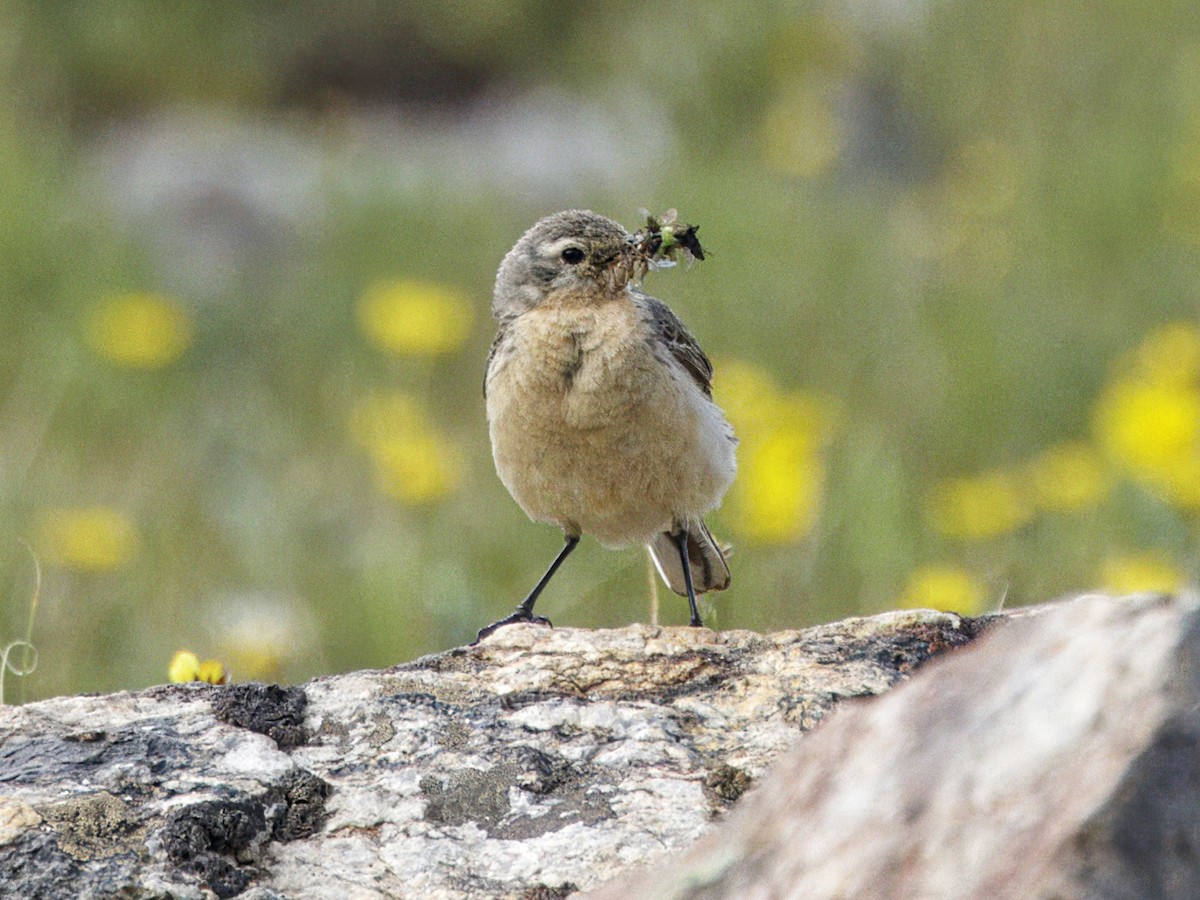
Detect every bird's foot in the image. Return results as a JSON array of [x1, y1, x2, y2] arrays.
[[473, 609, 553, 645]]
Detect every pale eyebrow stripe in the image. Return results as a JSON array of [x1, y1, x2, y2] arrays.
[[538, 236, 583, 258]]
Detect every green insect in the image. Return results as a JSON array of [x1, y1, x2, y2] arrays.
[[626, 208, 706, 280]]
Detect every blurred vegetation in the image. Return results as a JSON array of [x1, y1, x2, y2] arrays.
[[2, 1, 1199, 699]]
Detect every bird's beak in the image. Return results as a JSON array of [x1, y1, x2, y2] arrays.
[[603, 241, 639, 290]]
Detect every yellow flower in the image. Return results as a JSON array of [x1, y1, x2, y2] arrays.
[[1025, 441, 1111, 512], [197, 659, 228, 684], [168, 650, 228, 684], [1100, 553, 1185, 596], [716, 359, 781, 433], [38, 507, 138, 572], [730, 432, 825, 543], [717, 358, 831, 445], [1091, 323, 1200, 511], [928, 470, 1033, 540], [897, 564, 987, 615], [1094, 379, 1200, 482], [715, 359, 832, 544], [1158, 456, 1200, 510], [357, 279, 473, 356], [168, 651, 200, 682], [351, 392, 464, 504], [369, 432, 464, 504], [1124, 322, 1200, 388], [86, 292, 192, 368]]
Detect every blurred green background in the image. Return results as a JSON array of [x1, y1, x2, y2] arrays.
[[2, 1, 1199, 699]]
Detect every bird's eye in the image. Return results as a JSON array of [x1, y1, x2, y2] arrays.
[[561, 247, 585, 264]]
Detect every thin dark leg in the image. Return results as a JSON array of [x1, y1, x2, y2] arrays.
[[474, 536, 580, 643], [672, 528, 703, 627]]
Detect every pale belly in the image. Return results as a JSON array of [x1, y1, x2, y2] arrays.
[[487, 305, 736, 547]]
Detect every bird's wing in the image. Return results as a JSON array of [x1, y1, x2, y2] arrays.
[[636, 292, 715, 397], [482, 324, 510, 399]]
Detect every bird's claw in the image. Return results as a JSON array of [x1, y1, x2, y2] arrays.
[[472, 610, 553, 645]]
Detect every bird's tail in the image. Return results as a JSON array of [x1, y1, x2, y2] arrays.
[[648, 519, 731, 597]]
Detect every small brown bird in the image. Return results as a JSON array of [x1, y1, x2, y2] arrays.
[[477, 210, 737, 641]]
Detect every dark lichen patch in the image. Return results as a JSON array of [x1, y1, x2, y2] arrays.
[[160, 796, 269, 898], [273, 769, 331, 841], [163, 797, 268, 858], [158, 768, 330, 894], [314, 713, 352, 753], [704, 764, 753, 808], [212, 683, 308, 748], [875, 619, 986, 675], [891, 631, 958, 672], [521, 883, 580, 899], [507, 746, 574, 795], [36, 791, 145, 861]]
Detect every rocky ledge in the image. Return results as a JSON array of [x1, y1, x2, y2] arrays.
[[2, 593, 1194, 899]]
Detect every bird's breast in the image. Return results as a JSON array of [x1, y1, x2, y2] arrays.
[[488, 297, 656, 429], [485, 293, 735, 546]]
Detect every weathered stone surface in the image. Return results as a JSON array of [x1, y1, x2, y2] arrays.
[[590, 592, 1200, 900], [0, 610, 982, 898]]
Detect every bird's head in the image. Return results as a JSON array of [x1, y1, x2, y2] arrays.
[[492, 210, 635, 319]]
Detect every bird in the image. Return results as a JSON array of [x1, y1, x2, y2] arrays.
[[476, 209, 737, 642]]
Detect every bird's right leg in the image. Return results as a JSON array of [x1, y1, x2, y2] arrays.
[[474, 535, 580, 643], [670, 527, 704, 628]]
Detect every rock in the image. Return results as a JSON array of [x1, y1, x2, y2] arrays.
[[0, 610, 982, 898], [589, 592, 1200, 900]]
